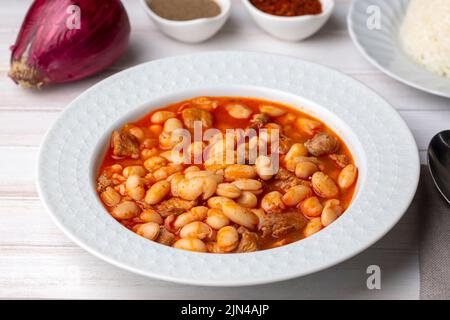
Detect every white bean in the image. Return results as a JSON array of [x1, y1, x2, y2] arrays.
[[295, 162, 319, 179], [285, 143, 309, 161], [236, 191, 258, 208], [206, 208, 230, 230], [311, 172, 339, 198], [295, 118, 322, 136], [100, 187, 121, 207], [321, 199, 343, 227], [173, 206, 208, 229], [151, 111, 175, 124], [125, 175, 146, 201], [255, 155, 276, 180], [217, 226, 239, 252], [224, 165, 257, 181], [140, 209, 163, 224], [304, 218, 322, 237], [259, 105, 286, 117], [261, 191, 285, 213], [225, 103, 252, 119], [144, 156, 167, 172], [179, 222, 212, 240], [177, 177, 204, 200], [222, 201, 258, 230], [123, 166, 146, 178], [173, 238, 207, 252], [216, 183, 241, 199], [338, 164, 358, 189], [144, 180, 170, 204], [136, 222, 160, 240], [152, 164, 183, 181], [300, 197, 323, 217], [168, 173, 184, 197], [163, 118, 183, 133], [282, 185, 312, 207], [111, 201, 141, 220], [232, 179, 262, 191], [202, 176, 218, 200], [207, 196, 233, 209]]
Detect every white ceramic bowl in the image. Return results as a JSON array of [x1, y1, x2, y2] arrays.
[[348, 0, 450, 98], [140, 0, 231, 43], [242, 0, 334, 41], [37, 52, 420, 286]]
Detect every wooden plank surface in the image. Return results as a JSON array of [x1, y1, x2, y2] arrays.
[[0, 0, 436, 299]]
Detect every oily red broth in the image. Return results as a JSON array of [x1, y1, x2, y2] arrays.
[[97, 97, 357, 253]]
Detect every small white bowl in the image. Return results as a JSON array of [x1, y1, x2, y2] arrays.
[[140, 0, 231, 43], [242, 0, 334, 41]]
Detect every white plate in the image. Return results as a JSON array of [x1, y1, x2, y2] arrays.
[[348, 0, 450, 98], [37, 51, 420, 286]]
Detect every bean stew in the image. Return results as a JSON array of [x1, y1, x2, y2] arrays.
[[96, 97, 358, 253]]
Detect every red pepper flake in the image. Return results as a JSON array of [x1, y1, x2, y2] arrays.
[[250, 0, 322, 17]]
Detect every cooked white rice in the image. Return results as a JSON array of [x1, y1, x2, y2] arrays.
[[400, 0, 450, 78]]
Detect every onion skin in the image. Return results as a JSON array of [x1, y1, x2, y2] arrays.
[[9, 0, 130, 88]]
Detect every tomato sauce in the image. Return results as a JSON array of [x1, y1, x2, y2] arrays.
[[98, 96, 357, 252], [250, 0, 323, 17]]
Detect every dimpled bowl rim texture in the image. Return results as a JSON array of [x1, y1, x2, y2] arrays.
[[37, 51, 420, 287]]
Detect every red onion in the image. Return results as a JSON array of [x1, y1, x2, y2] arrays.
[[9, 0, 130, 88]]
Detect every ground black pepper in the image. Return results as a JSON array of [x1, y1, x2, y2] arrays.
[[147, 0, 221, 21]]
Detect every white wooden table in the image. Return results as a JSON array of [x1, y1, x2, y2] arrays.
[[1, 0, 447, 299]]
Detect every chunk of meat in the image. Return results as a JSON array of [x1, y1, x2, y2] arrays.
[[278, 135, 292, 154], [156, 228, 176, 246], [259, 210, 308, 239], [235, 230, 259, 253], [249, 113, 270, 129], [269, 168, 311, 193], [111, 130, 140, 159], [191, 97, 219, 111], [181, 107, 213, 129], [304, 132, 339, 157], [329, 153, 349, 168], [135, 200, 153, 211], [155, 198, 197, 217], [96, 173, 113, 192]]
